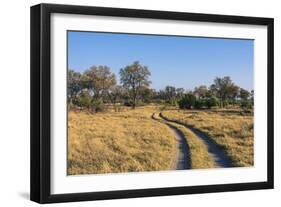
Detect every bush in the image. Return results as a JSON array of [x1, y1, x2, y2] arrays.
[[91, 99, 106, 112], [166, 98, 178, 106], [194, 99, 206, 109], [222, 100, 229, 107], [206, 96, 219, 109], [74, 91, 92, 109], [178, 93, 196, 109], [124, 100, 133, 107], [73, 92, 107, 112], [241, 100, 253, 109]]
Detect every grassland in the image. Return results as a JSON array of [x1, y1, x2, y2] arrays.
[[68, 105, 254, 175], [161, 109, 254, 167], [68, 105, 177, 175]]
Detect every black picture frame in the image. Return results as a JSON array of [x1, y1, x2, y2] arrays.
[[30, 3, 274, 204]]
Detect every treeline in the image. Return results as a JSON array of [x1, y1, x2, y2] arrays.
[[68, 61, 254, 112]]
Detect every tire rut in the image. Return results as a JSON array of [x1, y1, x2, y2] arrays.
[[152, 113, 191, 170], [159, 112, 233, 168]]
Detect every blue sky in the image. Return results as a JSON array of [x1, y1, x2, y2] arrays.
[[68, 31, 254, 91]]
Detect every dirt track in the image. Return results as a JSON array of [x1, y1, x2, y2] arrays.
[[152, 113, 190, 170], [159, 113, 233, 168]]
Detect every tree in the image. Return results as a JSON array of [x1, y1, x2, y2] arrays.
[[157, 90, 166, 100], [194, 85, 208, 99], [239, 88, 252, 109], [119, 61, 151, 109], [226, 84, 239, 105], [239, 88, 250, 101], [250, 90, 254, 104], [164, 86, 177, 103], [83, 65, 116, 101], [139, 87, 153, 103], [108, 85, 126, 112], [176, 88, 185, 99], [68, 70, 82, 105], [210, 76, 239, 107], [250, 90, 254, 99]]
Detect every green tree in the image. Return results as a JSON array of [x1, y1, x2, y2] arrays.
[[210, 76, 239, 107], [119, 61, 151, 109], [239, 88, 252, 109], [226, 84, 239, 100]]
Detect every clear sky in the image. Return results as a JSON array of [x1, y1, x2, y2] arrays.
[[68, 31, 254, 91]]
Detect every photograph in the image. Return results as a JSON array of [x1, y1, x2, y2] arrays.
[[67, 31, 254, 175]]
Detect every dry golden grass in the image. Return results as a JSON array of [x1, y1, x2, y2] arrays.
[[68, 106, 177, 175], [161, 109, 254, 167], [68, 104, 254, 175]]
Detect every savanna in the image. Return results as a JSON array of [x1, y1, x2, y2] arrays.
[[67, 31, 254, 175]]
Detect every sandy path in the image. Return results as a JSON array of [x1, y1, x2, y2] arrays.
[[152, 113, 190, 170], [160, 113, 233, 168]]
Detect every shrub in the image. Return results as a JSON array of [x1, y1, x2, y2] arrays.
[[222, 100, 229, 107], [195, 99, 206, 109], [166, 98, 178, 106], [206, 96, 219, 109], [178, 93, 196, 109], [91, 99, 106, 112], [74, 91, 92, 109], [241, 100, 253, 109], [124, 100, 133, 107]]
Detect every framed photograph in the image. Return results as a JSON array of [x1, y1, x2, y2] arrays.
[[30, 3, 274, 203]]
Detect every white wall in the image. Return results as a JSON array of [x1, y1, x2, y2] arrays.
[[0, 0, 279, 206]]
